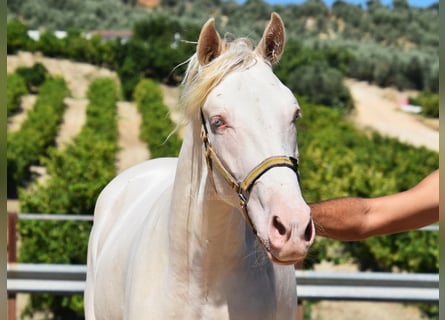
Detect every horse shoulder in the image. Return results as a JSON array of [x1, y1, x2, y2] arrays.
[[86, 158, 178, 319], [90, 158, 177, 251]]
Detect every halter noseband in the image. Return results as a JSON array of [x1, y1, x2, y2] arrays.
[[200, 109, 301, 234]]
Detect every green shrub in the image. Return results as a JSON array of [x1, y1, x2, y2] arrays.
[[117, 54, 142, 100], [133, 78, 181, 157], [7, 18, 32, 54], [275, 41, 354, 113], [7, 73, 28, 116], [318, 40, 439, 93], [35, 31, 63, 57], [7, 77, 68, 196], [409, 92, 438, 118], [19, 78, 120, 318], [291, 63, 353, 113], [15, 63, 48, 93], [296, 101, 438, 274]]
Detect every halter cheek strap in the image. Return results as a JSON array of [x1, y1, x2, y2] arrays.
[[200, 109, 301, 233]]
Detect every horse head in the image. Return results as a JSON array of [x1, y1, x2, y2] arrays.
[[181, 13, 315, 265]]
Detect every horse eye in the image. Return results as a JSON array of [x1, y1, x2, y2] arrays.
[[294, 109, 301, 121], [210, 116, 226, 129]]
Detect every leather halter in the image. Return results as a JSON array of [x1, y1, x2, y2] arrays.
[[200, 109, 301, 234]]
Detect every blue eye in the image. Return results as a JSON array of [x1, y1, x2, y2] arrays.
[[211, 116, 226, 129]]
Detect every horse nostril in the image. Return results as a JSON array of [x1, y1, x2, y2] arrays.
[[273, 216, 286, 236], [304, 220, 313, 242]]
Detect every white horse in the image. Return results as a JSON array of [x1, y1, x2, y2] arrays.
[[85, 13, 315, 320]]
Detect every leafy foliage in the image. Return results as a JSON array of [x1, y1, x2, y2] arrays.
[[133, 78, 182, 157], [295, 101, 438, 275], [117, 15, 199, 99], [7, 77, 68, 197], [6, 18, 32, 54], [7, 73, 28, 116], [409, 92, 439, 118], [60, 31, 119, 68], [15, 62, 48, 92], [295, 37, 438, 93], [7, 0, 147, 30], [19, 77, 119, 219], [275, 41, 353, 112], [8, 0, 438, 96], [19, 78, 120, 318]]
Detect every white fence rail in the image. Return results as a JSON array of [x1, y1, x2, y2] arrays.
[[7, 263, 439, 303], [7, 263, 86, 295], [11, 213, 440, 231], [295, 270, 438, 303], [7, 213, 439, 304]]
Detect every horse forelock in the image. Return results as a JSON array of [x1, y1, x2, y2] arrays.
[[179, 38, 257, 123]]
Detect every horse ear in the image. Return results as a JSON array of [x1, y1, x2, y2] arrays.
[[256, 12, 286, 65], [197, 18, 222, 66]]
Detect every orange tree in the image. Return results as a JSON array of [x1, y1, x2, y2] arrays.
[[133, 78, 181, 158], [7, 76, 68, 197], [296, 100, 438, 317], [18, 78, 120, 319]]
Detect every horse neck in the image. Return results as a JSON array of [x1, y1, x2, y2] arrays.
[[168, 118, 247, 282]]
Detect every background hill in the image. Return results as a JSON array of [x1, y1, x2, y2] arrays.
[[7, 0, 439, 52], [8, 0, 439, 98]]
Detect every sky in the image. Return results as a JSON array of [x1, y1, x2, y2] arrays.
[[260, 0, 437, 7]]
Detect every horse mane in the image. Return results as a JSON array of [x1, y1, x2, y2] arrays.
[[179, 37, 257, 123]]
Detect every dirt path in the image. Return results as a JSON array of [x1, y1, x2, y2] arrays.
[[160, 84, 180, 114], [116, 101, 150, 172], [311, 300, 423, 320], [7, 95, 37, 133], [345, 79, 439, 152], [55, 97, 88, 149], [8, 51, 119, 99], [159, 84, 186, 138], [7, 53, 149, 200], [8, 52, 150, 171]]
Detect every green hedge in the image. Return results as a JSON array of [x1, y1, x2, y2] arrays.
[[7, 18, 32, 54], [18, 78, 120, 319], [276, 41, 354, 112], [7, 77, 68, 196], [409, 92, 439, 118], [298, 101, 438, 318], [133, 78, 182, 158], [296, 100, 438, 275], [15, 62, 49, 93], [7, 73, 28, 116]]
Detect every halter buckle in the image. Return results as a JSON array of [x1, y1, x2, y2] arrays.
[[239, 189, 248, 208]]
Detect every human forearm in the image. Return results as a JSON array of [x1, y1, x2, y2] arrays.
[[310, 197, 371, 241], [310, 170, 439, 241], [363, 171, 439, 236]]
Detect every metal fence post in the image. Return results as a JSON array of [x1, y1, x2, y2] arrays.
[[8, 212, 18, 320], [295, 260, 304, 320]]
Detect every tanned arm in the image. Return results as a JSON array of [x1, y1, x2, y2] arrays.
[[310, 170, 439, 241]]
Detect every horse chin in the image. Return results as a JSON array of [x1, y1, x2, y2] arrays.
[[265, 250, 303, 266], [254, 230, 306, 265], [254, 229, 307, 265]]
